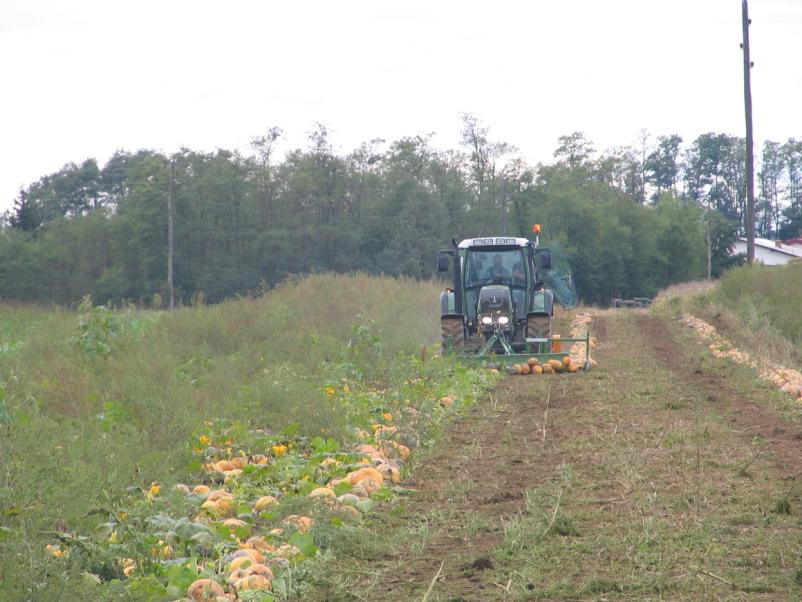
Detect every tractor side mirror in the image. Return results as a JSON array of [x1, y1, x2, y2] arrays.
[[536, 249, 552, 270], [437, 251, 451, 272]]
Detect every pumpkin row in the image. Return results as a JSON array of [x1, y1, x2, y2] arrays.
[[508, 357, 582, 375]]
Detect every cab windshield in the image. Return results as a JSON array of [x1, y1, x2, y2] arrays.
[[465, 248, 526, 288]]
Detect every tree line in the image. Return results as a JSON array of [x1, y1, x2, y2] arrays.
[[3, 117, 800, 306]]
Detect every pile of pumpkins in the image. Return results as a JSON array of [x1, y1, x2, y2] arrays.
[[508, 356, 581, 375], [186, 545, 274, 600], [569, 312, 597, 369]]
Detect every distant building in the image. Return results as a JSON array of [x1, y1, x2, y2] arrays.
[[732, 237, 802, 265]]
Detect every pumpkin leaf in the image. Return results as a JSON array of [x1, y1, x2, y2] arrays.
[[164, 562, 201, 592], [94, 521, 115, 538], [146, 514, 177, 531], [333, 481, 352, 496], [188, 530, 216, 548], [370, 487, 393, 502], [173, 518, 213, 541], [310, 437, 338, 453], [142, 534, 160, 546], [232, 524, 252, 540], [288, 532, 317, 557]]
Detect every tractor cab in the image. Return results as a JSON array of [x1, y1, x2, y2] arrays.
[[438, 234, 557, 356], [437, 229, 587, 368], [462, 241, 532, 343]]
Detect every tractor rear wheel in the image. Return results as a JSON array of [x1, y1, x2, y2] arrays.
[[441, 317, 465, 354]]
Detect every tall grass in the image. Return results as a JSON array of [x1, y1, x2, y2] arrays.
[[0, 273, 447, 600], [652, 262, 802, 368], [717, 261, 802, 346]]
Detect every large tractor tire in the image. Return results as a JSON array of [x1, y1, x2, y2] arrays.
[[527, 314, 552, 339], [440, 317, 465, 355]]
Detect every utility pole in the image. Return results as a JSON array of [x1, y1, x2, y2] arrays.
[[707, 203, 712, 280], [742, 0, 755, 263], [167, 159, 175, 310]]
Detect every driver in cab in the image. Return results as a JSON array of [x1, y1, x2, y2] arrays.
[[484, 254, 509, 280]]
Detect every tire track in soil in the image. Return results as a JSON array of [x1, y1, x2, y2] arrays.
[[639, 312, 802, 478], [341, 322, 592, 601], [358, 378, 582, 601]]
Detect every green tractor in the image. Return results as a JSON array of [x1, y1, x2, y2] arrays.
[[437, 231, 586, 367]]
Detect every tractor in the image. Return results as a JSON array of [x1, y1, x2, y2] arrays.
[[437, 227, 587, 366]]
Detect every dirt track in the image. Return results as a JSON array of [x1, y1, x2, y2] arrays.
[[314, 311, 802, 601], [642, 313, 802, 477]]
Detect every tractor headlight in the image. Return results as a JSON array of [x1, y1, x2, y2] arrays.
[[497, 315, 509, 325], [481, 316, 493, 325]]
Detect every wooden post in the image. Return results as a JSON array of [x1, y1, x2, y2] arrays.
[[742, 0, 755, 263], [168, 159, 175, 310]]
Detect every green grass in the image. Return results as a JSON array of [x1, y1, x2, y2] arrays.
[[0, 273, 490, 600], [717, 261, 802, 345], [654, 263, 802, 368]]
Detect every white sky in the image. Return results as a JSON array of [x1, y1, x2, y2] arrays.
[[1, 0, 801, 211]]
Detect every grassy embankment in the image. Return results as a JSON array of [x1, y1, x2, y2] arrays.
[[654, 261, 802, 366], [0, 274, 491, 601]]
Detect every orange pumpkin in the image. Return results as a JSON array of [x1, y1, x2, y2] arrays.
[[229, 456, 248, 469], [345, 466, 384, 486], [187, 578, 225, 600], [253, 495, 278, 512], [308, 487, 336, 500], [233, 574, 272, 592]]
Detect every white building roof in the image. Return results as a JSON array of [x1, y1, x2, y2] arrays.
[[736, 237, 802, 258]]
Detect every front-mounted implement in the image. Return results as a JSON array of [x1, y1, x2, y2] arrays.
[[438, 227, 585, 368], [442, 331, 591, 369]]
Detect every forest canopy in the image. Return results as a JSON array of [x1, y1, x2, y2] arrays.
[[4, 117, 800, 306]]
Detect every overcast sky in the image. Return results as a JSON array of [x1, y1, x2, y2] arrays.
[[2, 0, 801, 211]]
